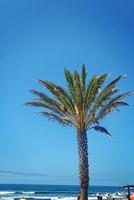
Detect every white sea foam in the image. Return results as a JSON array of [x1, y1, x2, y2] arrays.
[[31, 196, 99, 200], [0, 197, 95, 200], [22, 192, 35, 195], [0, 192, 15, 195], [0, 193, 128, 200], [0, 197, 128, 200], [1, 198, 14, 200]]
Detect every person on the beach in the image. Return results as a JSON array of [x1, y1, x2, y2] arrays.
[[77, 192, 80, 200], [130, 193, 134, 200]]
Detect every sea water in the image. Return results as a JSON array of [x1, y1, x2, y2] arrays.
[[0, 184, 126, 200]]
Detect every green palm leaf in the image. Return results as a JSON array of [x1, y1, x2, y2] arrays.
[[84, 73, 108, 117], [81, 64, 87, 94], [38, 79, 75, 113], [97, 91, 133, 120], [30, 89, 66, 113], [38, 111, 72, 126], [92, 125, 112, 138], [91, 74, 126, 113]]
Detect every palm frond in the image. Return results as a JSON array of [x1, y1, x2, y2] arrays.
[[84, 73, 109, 113], [81, 64, 87, 93], [30, 89, 66, 112], [92, 125, 112, 138], [97, 108, 119, 120], [64, 69, 76, 99], [39, 111, 71, 126], [25, 101, 47, 107], [97, 91, 133, 120], [38, 79, 74, 112], [92, 86, 119, 113], [110, 90, 134, 102], [65, 69, 83, 106], [74, 70, 83, 109], [106, 74, 126, 88], [65, 68, 86, 129], [25, 100, 65, 118], [91, 75, 126, 113], [111, 101, 129, 107]]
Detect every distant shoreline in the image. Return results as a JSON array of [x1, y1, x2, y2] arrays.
[[0, 184, 129, 200]]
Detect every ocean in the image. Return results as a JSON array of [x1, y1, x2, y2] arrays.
[[0, 184, 126, 199]]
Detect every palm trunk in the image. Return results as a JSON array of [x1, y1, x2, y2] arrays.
[[77, 130, 89, 200]]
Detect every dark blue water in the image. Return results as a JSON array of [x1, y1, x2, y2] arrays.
[[0, 184, 124, 198]]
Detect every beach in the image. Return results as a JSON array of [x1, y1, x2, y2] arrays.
[[0, 185, 128, 200]]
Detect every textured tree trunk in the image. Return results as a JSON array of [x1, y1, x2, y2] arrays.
[[77, 130, 89, 200]]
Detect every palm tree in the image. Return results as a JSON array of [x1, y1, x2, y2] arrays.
[[25, 65, 133, 200]]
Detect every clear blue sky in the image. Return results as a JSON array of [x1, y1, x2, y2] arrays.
[[0, 0, 134, 186]]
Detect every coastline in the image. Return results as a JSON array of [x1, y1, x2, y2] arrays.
[[0, 184, 129, 200]]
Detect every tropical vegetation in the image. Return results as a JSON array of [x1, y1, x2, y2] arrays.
[[25, 65, 133, 200]]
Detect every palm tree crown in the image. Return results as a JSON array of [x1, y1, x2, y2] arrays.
[[26, 65, 133, 136]]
